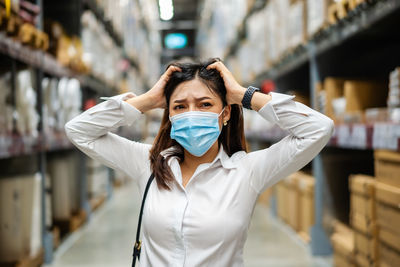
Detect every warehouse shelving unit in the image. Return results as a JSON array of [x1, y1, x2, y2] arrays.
[[81, 0, 151, 89], [0, 0, 151, 265], [228, 0, 400, 256]]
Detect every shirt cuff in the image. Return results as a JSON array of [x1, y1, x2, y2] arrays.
[[98, 92, 143, 126], [257, 92, 296, 124]]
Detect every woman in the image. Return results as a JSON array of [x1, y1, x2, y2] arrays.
[[65, 58, 334, 266]]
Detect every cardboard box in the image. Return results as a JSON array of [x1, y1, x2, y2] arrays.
[[380, 242, 400, 267], [324, 77, 345, 119], [276, 182, 289, 223], [331, 224, 355, 265], [374, 150, 400, 188], [349, 174, 376, 196], [350, 212, 378, 237], [350, 191, 376, 220], [344, 80, 388, 113], [285, 174, 300, 231], [334, 253, 356, 267], [349, 175, 376, 221], [298, 172, 315, 236], [354, 230, 379, 261], [257, 186, 273, 207], [354, 253, 377, 267], [376, 202, 400, 236], [380, 227, 400, 252], [375, 181, 400, 208]]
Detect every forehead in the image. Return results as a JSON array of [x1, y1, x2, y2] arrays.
[[170, 79, 218, 101]]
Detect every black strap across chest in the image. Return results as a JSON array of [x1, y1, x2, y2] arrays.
[[132, 173, 155, 267]]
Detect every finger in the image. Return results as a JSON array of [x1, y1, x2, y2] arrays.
[[162, 66, 182, 82], [206, 61, 228, 73], [166, 65, 182, 74], [206, 61, 220, 70]]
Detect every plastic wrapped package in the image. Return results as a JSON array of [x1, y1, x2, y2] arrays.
[[42, 77, 61, 132], [288, 0, 307, 49], [87, 158, 109, 198], [196, 0, 249, 59], [0, 173, 42, 262], [273, 0, 291, 58], [237, 41, 252, 83], [47, 154, 80, 220], [307, 0, 333, 38], [58, 78, 82, 128], [266, 3, 279, 63], [15, 70, 39, 138], [126, 68, 144, 96], [81, 10, 119, 84], [246, 7, 269, 79], [65, 78, 82, 122]]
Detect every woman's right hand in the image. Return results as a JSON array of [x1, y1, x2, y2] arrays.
[[126, 65, 182, 113], [145, 65, 182, 109]]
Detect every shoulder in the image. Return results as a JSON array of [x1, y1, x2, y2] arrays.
[[229, 150, 247, 164]]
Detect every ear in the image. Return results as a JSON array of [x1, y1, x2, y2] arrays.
[[223, 104, 231, 123]]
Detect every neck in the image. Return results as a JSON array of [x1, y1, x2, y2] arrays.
[[182, 141, 220, 170]]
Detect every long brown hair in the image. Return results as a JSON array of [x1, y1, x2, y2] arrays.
[[149, 58, 247, 190]]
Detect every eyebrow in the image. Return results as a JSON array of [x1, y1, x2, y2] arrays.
[[173, 96, 212, 103]]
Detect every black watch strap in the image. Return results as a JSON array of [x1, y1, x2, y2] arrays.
[[241, 86, 260, 110]]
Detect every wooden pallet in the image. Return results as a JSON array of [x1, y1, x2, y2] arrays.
[[298, 231, 311, 243], [52, 226, 61, 250], [53, 210, 87, 238], [0, 248, 44, 267], [90, 194, 107, 212]]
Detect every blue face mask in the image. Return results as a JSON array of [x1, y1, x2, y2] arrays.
[[170, 109, 225, 157]]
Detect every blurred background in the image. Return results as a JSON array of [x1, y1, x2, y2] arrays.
[[0, 0, 400, 266]]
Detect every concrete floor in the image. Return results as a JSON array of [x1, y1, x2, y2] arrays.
[[44, 181, 333, 267]]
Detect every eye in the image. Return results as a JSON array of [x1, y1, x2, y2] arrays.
[[173, 104, 185, 110], [201, 102, 212, 107]]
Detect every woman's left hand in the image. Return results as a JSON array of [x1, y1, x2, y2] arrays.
[[206, 61, 246, 105]]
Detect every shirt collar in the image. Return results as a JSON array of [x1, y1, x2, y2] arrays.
[[160, 144, 237, 170]]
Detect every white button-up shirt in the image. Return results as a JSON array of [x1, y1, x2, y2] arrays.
[[65, 91, 334, 267]]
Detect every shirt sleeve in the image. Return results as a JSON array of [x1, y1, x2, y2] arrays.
[[64, 92, 151, 183], [246, 91, 335, 194]]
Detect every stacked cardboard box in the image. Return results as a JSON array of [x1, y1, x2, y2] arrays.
[[374, 150, 400, 188], [285, 173, 300, 231], [374, 150, 400, 267], [349, 174, 379, 267], [257, 187, 273, 207], [321, 77, 388, 123], [298, 172, 315, 242], [275, 172, 315, 241], [276, 179, 289, 224], [331, 222, 355, 267]]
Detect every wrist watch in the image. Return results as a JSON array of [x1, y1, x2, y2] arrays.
[[241, 86, 260, 110]]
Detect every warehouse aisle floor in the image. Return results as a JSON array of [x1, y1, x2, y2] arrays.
[[44, 181, 332, 267]]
